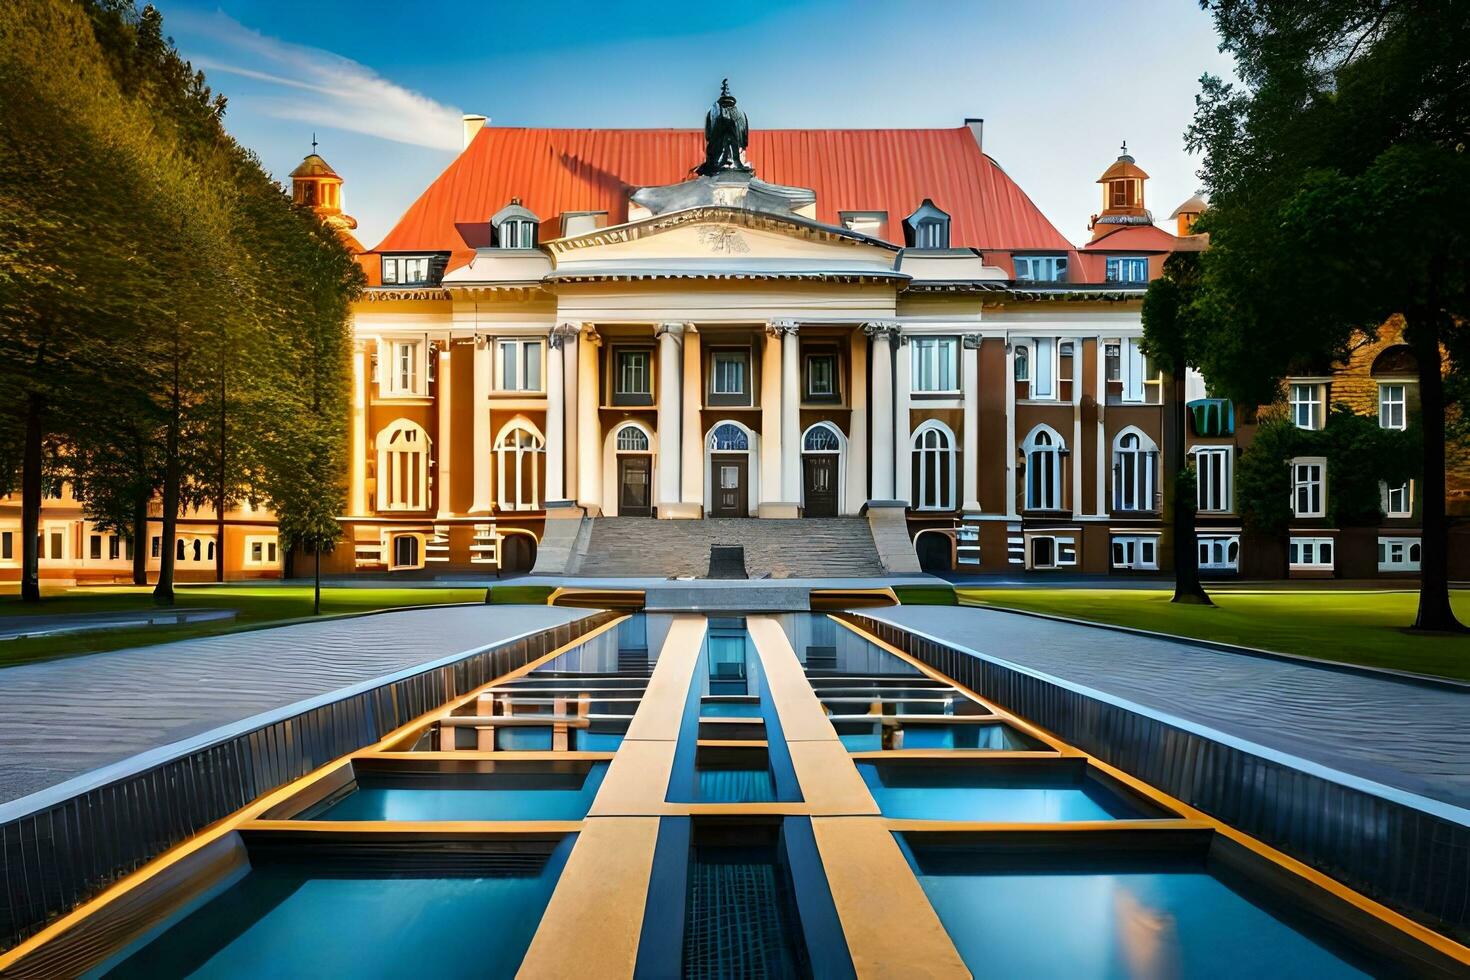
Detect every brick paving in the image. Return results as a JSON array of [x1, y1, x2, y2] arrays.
[[867, 605, 1470, 812], [0, 604, 588, 807]]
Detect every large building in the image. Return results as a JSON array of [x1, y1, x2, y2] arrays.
[[0, 85, 1441, 582]]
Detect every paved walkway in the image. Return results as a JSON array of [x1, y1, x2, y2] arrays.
[[0, 604, 588, 808], [866, 605, 1470, 813]]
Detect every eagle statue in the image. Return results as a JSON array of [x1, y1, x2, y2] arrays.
[[695, 80, 753, 176]]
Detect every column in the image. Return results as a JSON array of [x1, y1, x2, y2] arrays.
[[681, 327, 703, 509], [846, 328, 868, 514], [576, 326, 603, 513], [962, 334, 981, 513], [545, 325, 573, 502], [435, 341, 454, 517], [1005, 337, 1018, 517], [471, 334, 492, 514], [1072, 338, 1084, 515], [893, 332, 913, 505], [865, 322, 895, 500], [780, 323, 801, 505], [350, 345, 368, 514], [760, 326, 784, 508], [656, 323, 685, 513], [1095, 335, 1107, 516], [564, 329, 579, 499]]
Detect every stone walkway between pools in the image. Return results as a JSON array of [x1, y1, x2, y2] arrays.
[[865, 605, 1470, 815], [0, 604, 590, 810]]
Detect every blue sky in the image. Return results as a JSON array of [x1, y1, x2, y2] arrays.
[[155, 0, 1234, 247]]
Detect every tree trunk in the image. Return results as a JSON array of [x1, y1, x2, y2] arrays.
[[313, 546, 321, 616], [1167, 370, 1211, 605], [1407, 308, 1461, 631], [131, 492, 149, 586], [215, 359, 226, 583], [20, 393, 43, 603], [154, 354, 181, 607]]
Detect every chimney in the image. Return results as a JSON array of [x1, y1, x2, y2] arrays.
[[964, 117, 984, 153], [462, 114, 488, 150]]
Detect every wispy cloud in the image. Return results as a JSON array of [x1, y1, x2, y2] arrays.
[[168, 10, 462, 152]]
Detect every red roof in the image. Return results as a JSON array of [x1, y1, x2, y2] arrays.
[[1082, 223, 1180, 252], [372, 126, 1075, 272]]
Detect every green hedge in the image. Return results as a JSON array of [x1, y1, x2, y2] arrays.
[[892, 584, 958, 606], [486, 584, 556, 605]]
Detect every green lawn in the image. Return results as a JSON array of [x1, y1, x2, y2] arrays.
[[955, 587, 1470, 681], [0, 585, 488, 668]]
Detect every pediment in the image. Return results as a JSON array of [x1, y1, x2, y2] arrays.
[[544, 207, 901, 280]]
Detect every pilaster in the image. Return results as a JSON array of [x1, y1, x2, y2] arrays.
[[679, 326, 704, 515], [961, 333, 981, 513], [435, 341, 454, 518], [893, 330, 913, 506], [846, 327, 868, 514], [471, 334, 492, 515], [576, 325, 603, 514], [350, 345, 368, 515], [655, 322, 686, 515], [865, 321, 898, 502]]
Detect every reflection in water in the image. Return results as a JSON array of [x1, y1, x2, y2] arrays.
[[1114, 887, 1181, 980]]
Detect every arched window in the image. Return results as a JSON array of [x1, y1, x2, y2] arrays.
[[803, 423, 841, 453], [495, 420, 545, 511], [911, 420, 956, 511], [615, 424, 650, 452], [492, 200, 539, 249], [903, 199, 951, 249], [1112, 428, 1158, 512], [376, 419, 431, 511], [708, 423, 749, 452], [1024, 426, 1065, 511]]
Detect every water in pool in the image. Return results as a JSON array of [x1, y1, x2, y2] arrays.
[[859, 763, 1149, 821], [836, 722, 1037, 752], [97, 837, 575, 979], [310, 763, 607, 821], [904, 847, 1369, 978]]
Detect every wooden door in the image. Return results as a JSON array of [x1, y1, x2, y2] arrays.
[[618, 455, 652, 517], [803, 455, 838, 517], [712, 456, 748, 517]]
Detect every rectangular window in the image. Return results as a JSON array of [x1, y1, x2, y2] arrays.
[[1105, 343, 1121, 382], [1014, 255, 1068, 282], [383, 340, 421, 395], [1105, 256, 1148, 283], [1378, 384, 1406, 430], [1290, 383, 1323, 430], [1291, 459, 1325, 517], [1, 531, 11, 561], [49, 531, 62, 560], [711, 352, 747, 395], [1111, 535, 1159, 570], [496, 338, 544, 392], [1377, 537, 1421, 572], [911, 337, 959, 393], [614, 349, 653, 404], [381, 255, 431, 286], [1289, 536, 1334, 570], [1031, 338, 1055, 399], [1195, 447, 1232, 513], [151, 535, 161, 559], [109, 536, 120, 560], [1198, 534, 1240, 571], [1383, 480, 1413, 518], [804, 353, 838, 400], [1121, 338, 1148, 402], [89, 534, 102, 560], [1028, 534, 1078, 570]]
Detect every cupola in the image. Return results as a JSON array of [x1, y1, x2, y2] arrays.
[[289, 137, 357, 235], [1169, 194, 1207, 236], [1088, 142, 1153, 240]]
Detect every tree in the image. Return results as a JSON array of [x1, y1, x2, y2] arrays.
[[1173, 0, 1470, 631], [1142, 252, 1213, 605]]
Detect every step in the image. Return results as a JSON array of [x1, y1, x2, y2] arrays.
[[574, 517, 885, 579]]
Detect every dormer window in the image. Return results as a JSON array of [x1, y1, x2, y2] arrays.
[[1014, 255, 1068, 282], [903, 199, 951, 249], [1105, 256, 1148, 283], [492, 199, 540, 249], [381, 255, 433, 286]]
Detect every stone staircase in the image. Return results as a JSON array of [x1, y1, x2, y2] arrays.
[[571, 517, 886, 578]]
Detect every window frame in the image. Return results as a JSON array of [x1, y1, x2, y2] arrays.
[[1023, 427, 1067, 512], [1377, 536, 1422, 572], [381, 255, 433, 286], [911, 420, 957, 512], [1104, 256, 1149, 283], [1290, 457, 1327, 518], [495, 420, 546, 512], [612, 346, 655, 406], [1028, 534, 1078, 570], [1197, 533, 1240, 571], [1110, 534, 1160, 570], [382, 339, 426, 397], [1194, 445, 1233, 513], [1378, 383, 1407, 430], [1289, 536, 1335, 571], [1112, 429, 1158, 512], [376, 419, 431, 512], [708, 348, 753, 406], [1382, 480, 1413, 518], [803, 350, 840, 402], [494, 337, 546, 393], [1289, 382, 1324, 430], [910, 336, 960, 394], [1013, 255, 1068, 282], [243, 534, 281, 567]]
